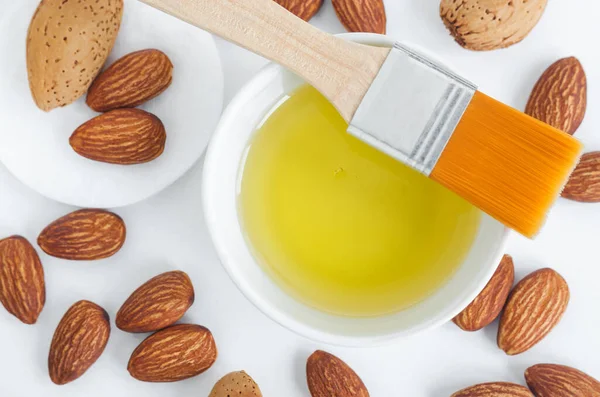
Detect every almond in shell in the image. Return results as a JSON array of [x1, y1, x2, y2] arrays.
[[210, 371, 263, 397], [526, 57, 587, 135], [38, 209, 126, 260], [525, 364, 600, 396], [48, 300, 110, 385], [274, 0, 324, 21], [116, 271, 195, 333], [440, 0, 547, 51], [451, 382, 534, 397], [332, 0, 386, 34], [562, 152, 600, 203], [128, 324, 217, 382], [70, 108, 166, 165], [498, 268, 569, 355], [0, 236, 45, 324], [87, 49, 174, 112], [27, 0, 124, 111], [453, 254, 514, 332], [307, 350, 369, 397]]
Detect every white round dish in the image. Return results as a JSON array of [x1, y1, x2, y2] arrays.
[[0, 0, 223, 208], [203, 33, 509, 347]]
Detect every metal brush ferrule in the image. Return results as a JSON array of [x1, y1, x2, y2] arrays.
[[348, 43, 477, 176]]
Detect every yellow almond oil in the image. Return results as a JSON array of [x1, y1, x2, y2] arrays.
[[239, 85, 481, 317]]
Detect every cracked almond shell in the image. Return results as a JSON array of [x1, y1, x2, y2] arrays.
[[440, 0, 547, 51], [210, 371, 263, 397], [26, 0, 123, 111]]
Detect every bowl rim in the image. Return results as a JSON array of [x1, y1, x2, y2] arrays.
[[202, 32, 510, 347]]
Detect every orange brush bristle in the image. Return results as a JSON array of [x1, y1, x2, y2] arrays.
[[431, 91, 583, 238]]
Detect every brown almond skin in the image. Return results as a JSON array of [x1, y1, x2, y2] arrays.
[[48, 300, 110, 385], [440, 0, 547, 51], [454, 255, 514, 331], [274, 0, 323, 21], [27, 0, 123, 111], [70, 108, 166, 165], [128, 324, 217, 382], [526, 57, 587, 135], [332, 0, 386, 34], [525, 364, 600, 396], [498, 268, 569, 355], [0, 236, 45, 324], [562, 152, 600, 202], [38, 209, 126, 260], [210, 371, 263, 397], [116, 271, 195, 333], [87, 49, 174, 112], [307, 350, 369, 397], [451, 382, 534, 397]]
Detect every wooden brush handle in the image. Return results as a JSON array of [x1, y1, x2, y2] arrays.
[[139, 0, 389, 121]]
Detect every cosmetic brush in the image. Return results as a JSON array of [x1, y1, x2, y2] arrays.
[[140, 0, 582, 238]]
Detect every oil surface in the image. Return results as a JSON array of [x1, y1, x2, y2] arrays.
[[239, 85, 481, 317]]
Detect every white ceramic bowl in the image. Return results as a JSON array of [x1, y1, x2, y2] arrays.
[[203, 33, 509, 347]]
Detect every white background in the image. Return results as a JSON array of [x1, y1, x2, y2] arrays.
[[1, 0, 599, 396]]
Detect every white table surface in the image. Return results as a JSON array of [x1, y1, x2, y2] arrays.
[[1, 0, 599, 396]]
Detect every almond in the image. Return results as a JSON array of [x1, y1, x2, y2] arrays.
[[26, 0, 123, 111], [274, 0, 324, 21], [454, 254, 514, 332], [87, 49, 174, 112], [48, 300, 110, 385], [525, 364, 600, 396], [116, 271, 195, 333], [307, 350, 369, 397], [210, 371, 263, 397], [0, 236, 45, 324], [38, 209, 126, 260], [498, 268, 569, 355], [440, 0, 547, 51], [332, 0, 386, 34], [128, 324, 217, 382], [525, 57, 587, 135], [562, 152, 600, 203], [451, 382, 534, 397], [70, 109, 166, 165]]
